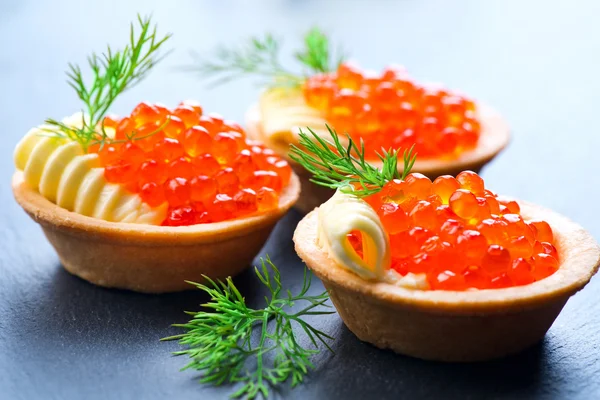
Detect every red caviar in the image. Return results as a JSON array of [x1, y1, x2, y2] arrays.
[[92, 102, 292, 226], [351, 171, 559, 290], [304, 63, 480, 159]]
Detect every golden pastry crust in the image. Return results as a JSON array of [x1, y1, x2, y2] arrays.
[[293, 200, 600, 361], [246, 101, 510, 213], [13, 171, 300, 293]]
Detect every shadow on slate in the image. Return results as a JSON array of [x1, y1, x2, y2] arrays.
[[10, 210, 308, 357], [5, 208, 586, 400], [297, 322, 568, 400]]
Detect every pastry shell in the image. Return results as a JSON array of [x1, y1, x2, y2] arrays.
[[293, 200, 600, 362], [13, 171, 300, 293], [247, 103, 510, 213]]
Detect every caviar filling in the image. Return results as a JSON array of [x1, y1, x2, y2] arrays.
[[90, 101, 292, 226], [303, 62, 481, 160], [347, 171, 559, 290]]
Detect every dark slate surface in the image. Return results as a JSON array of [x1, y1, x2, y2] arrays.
[[1, 0, 599, 399]]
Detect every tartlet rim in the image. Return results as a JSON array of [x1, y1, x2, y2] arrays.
[[245, 98, 511, 177], [12, 170, 300, 246]]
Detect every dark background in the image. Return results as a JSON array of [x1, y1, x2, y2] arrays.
[[1, 1, 599, 399]]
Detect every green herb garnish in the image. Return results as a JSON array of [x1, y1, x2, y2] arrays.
[[186, 28, 345, 88], [289, 125, 417, 197], [44, 14, 171, 151], [294, 27, 346, 74], [162, 257, 334, 399]]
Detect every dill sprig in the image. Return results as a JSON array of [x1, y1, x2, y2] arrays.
[[294, 27, 346, 74], [289, 125, 417, 197], [44, 14, 171, 151], [186, 28, 345, 88], [187, 34, 301, 88], [162, 257, 334, 399]]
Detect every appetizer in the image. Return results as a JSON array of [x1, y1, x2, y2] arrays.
[[191, 29, 509, 212], [292, 128, 599, 361], [12, 16, 299, 293]]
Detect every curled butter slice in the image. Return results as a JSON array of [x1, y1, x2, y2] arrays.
[[23, 137, 68, 189], [13, 115, 167, 225], [259, 88, 336, 146], [14, 127, 51, 170], [317, 190, 391, 280], [40, 141, 83, 203], [58, 154, 101, 211]]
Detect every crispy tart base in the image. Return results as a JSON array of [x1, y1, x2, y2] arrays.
[[246, 103, 510, 213], [13, 172, 300, 293], [293, 200, 600, 361]]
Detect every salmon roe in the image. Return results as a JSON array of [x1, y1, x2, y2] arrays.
[[304, 62, 480, 159], [349, 171, 559, 291], [91, 101, 292, 226]]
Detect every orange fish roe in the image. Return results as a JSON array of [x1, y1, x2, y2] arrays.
[[91, 101, 292, 226], [349, 171, 559, 291], [304, 62, 480, 159]]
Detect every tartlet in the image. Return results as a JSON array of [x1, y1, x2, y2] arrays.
[[246, 95, 510, 213], [11, 17, 301, 293], [12, 105, 301, 294], [193, 29, 511, 213], [13, 170, 299, 293], [294, 200, 600, 361]]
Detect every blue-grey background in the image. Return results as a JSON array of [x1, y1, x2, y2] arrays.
[[1, 1, 599, 399]]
